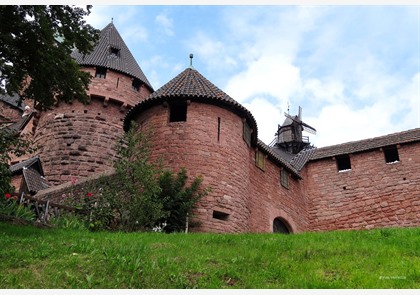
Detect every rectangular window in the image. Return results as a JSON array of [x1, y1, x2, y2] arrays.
[[132, 78, 141, 91], [110, 47, 120, 57], [213, 210, 229, 221], [336, 154, 351, 172], [95, 67, 107, 79], [384, 145, 400, 164], [169, 101, 187, 122], [255, 149, 265, 171], [243, 121, 251, 147], [280, 168, 289, 189]]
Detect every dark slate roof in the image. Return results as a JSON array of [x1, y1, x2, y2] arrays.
[[257, 140, 301, 178], [10, 156, 44, 175], [10, 156, 48, 193], [6, 112, 34, 135], [289, 146, 317, 171], [310, 128, 420, 160], [0, 93, 25, 111], [124, 67, 258, 143], [22, 167, 49, 194], [71, 22, 153, 91]]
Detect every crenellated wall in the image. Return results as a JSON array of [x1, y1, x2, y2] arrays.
[[303, 142, 420, 231]]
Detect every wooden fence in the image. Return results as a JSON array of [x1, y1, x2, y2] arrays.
[[18, 193, 86, 223]]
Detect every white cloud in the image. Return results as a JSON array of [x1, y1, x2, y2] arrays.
[[242, 97, 283, 145], [155, 13, 174, 36], [225, 55, 301, 106], [122, 25, 148, 43]]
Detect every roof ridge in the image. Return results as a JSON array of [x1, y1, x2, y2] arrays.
[[311, 127, 420, 160]]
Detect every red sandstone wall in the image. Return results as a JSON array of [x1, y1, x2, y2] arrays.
[[303, 143, 420, 231], [10, 175, 22, 193], [32, 68, 152, 186], [131, 101, 309, 233], [132, 102, 253, 233], [33, 98, 126, 185], [248, 157, 308, 233], [82, 68, 151, 107], [0, 102, 22, 124]]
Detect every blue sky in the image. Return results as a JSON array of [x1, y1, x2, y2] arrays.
[[85, 5, 419, 147]]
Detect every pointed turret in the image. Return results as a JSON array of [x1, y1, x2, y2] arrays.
[[124, 67, 257, 145], [71, 22, 153, 92]]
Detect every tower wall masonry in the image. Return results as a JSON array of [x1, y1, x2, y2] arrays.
[[302, 142, 420, 231]]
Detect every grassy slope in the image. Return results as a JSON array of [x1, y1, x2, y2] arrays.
[[0, 222, 419, 289]]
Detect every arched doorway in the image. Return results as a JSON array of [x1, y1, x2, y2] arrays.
[[273, 217, 291, 234]]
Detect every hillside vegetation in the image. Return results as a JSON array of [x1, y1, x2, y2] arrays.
[[0, 221, 419, 288]]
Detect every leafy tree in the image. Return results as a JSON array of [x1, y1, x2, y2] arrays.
[[0, 5, 99, 109]]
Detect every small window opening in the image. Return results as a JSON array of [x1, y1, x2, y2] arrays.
[[273, 218, 290, 234], [280, 168, 289, 189], [116, 77, 119, 88], [217, 117, 221, 142], [255, 149, 266, 171], [110, 47, 120, 57], [336, 155, 351, 172], [213, 210, 229, 221], [243, 121, 252, 147], [132, 78, 141, 91], [84, 110, 88, 114], [384, 146, 400, 164], [95, 67, 107, 79], [169, 102, 187, 122]]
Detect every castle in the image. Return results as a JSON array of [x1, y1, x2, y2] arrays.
[[1, 22, 419, 233]]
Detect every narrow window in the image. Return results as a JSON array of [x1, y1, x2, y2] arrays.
[[116, 77, 119, 88], [217, 117, 221, 142], [110, 47, 120, 57], [384, 146, 400, 164], [243, 121, 251, 147], [280, 168, 289, 189], [255, 149, 265, 171], [132, 78, 141, 91], [169, 101, 187, 122], [336, 154, 351, 172], [213, 210, 229, 221], [95, 67, 107, 79]]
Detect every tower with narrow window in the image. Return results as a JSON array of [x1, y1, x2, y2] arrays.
[[33, 22, 153, 185]]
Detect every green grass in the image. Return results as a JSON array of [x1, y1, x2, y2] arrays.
[[0, 221, 419, 288]]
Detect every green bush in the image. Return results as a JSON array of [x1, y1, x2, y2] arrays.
[[80, 123, 207, 232]]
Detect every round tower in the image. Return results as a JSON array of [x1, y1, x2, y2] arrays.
[[124, 66, 258, 233], [33, 23, 153, 185]]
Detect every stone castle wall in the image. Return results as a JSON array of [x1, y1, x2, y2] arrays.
[[32, 69, 152, 186], [0, 102, 22, 124], [303, 142, 420, 231], [82, 68, 151, 107], [248, 158, 308, 233], [130, 101, 312, 233], [132, 102, 253, 233]]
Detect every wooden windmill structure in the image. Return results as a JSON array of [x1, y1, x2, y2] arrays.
[[276, 106, 316, 154]]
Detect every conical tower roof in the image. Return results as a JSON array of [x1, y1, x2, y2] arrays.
[[124, 67, 258, 143], [71, 22, 153, 91]]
